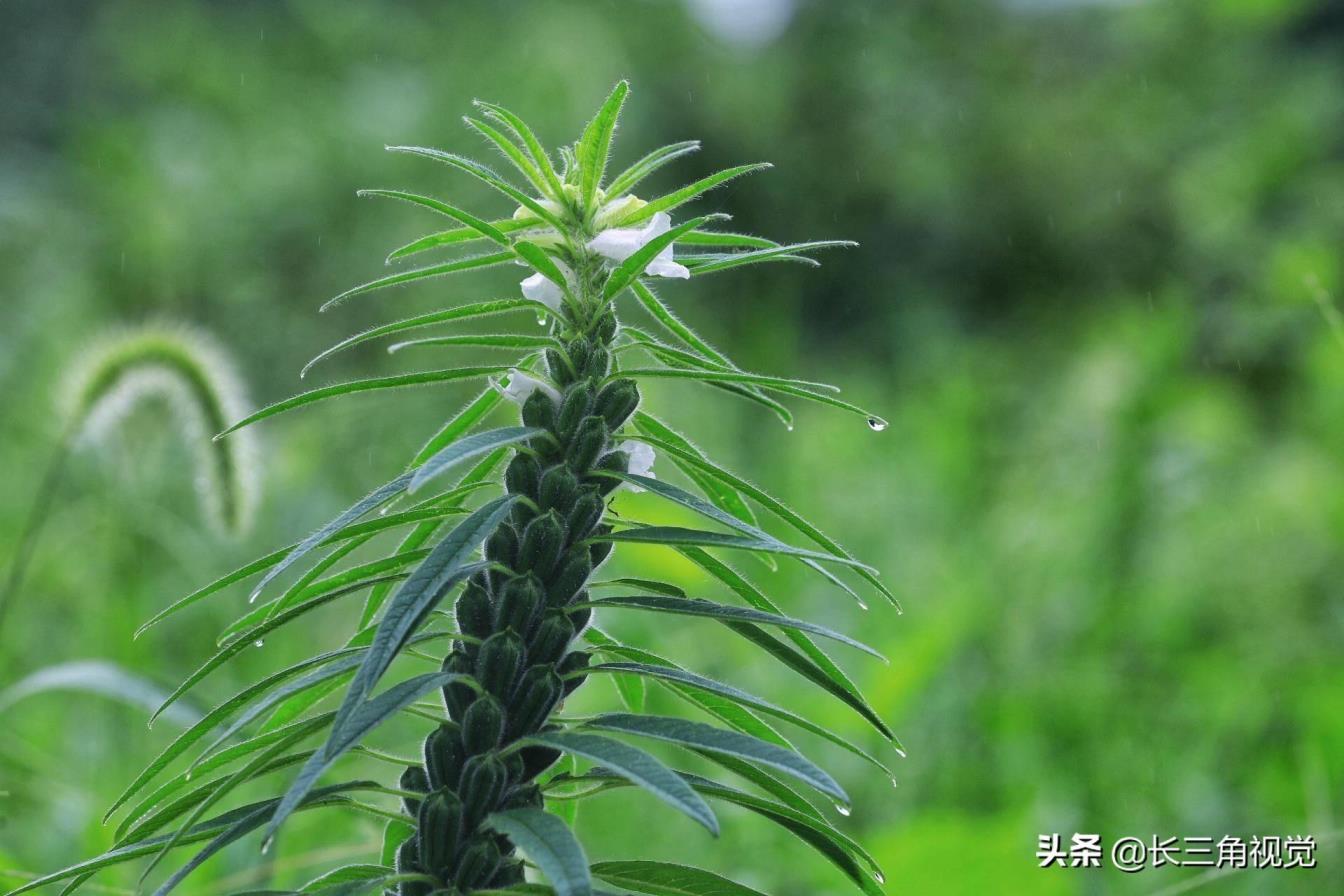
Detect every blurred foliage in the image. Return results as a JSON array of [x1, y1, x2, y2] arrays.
[[3, 0, 1344, 893]]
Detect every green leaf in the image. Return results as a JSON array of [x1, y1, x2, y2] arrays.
[[135, 547, 290, 638], [320, 251, 515, 312], [577, 80, 629, 209], [486, 809, 592, 896], [591, 577, 686, 598], [412, 382, 506, 468], [335, 496, 518, 732], [578, 594, 880, 659], [380, 818, 415, 867], [216, 366, 515, 438], [473, 100, 565, 200], [616, 367, 839, 395], [606, 141, 701, 198], [248, 471, 412, 603], [5, 785, 373, 896], [387, 333, 557, 354], [303, 301, 540, 378], [300, 864, 392, 893], [675, 230, 777, 249], [385, 218, 536, 263], [616, 164, 772, 227], [585, 662, 890, 781], [627, 283, 790, 428], [149, 573, 406, 726], [386, 146, 565, 230], [0, 662, 201, 729], [262, 671, 467, 848], [688, 241, 856, 276], [523, 731, 717, 834], [629, 413, 758, 530], [583, 713, 846, 804], [590, 861, 768, 896], [592, 526, 875, 573], [464, 116, 551, 197], [602, 214, 726, 300], [409, 427, 544, 494], [514, 240, 572, 299], [357, 190, 512, 247]]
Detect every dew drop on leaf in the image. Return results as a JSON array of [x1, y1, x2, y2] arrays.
[[834, 802, 852, 817], [874, 871, 886, 884], [866, 416, 887, 432], [253, 639, 265, 648], [785, 423, 794, 432]]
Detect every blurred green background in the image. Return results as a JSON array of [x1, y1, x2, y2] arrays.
[[3, 0, 1343, 893]]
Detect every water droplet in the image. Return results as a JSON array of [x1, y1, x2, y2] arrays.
[[785, 423, 795, 432], [184, 771, 193, 782], [260, 835, 274, 855], [379, 505, 391, 516], [536, 312, 548, 327], [253, 639, 265, 648], [857, 598, 869, 611], [889, 776, 899, 788], [247, 589, 261, 604], [866, 416, 887, 432], [835, 802, 852, 817], [873, 871, 886, 884]]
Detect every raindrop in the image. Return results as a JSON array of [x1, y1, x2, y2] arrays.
[[873, 871, 886, 885], [184, 771, 192, 782], [857, 598, 869, 611], [536, 312, 548, 327], [379, 505, 392, 516], [785, 423, 795, 432], [834, 802, 852, 817], [889, 776, 899, 788], [253, 639, 265, 648], [260, 835, 274, 855], [866, 416, 887, 432]]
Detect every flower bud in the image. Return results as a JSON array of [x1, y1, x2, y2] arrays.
[[476, 629, 525, 700], [581, 346, 611, 380], [424, 721, 465, 790], [517, 510, 564, 579], [545, 348, 574, 388], [547, 552, 592, 607], [595, 379, 639, 429], [596, 311, 618, 343], [567, 416, 610, 473], [461, 694, 506, 755]]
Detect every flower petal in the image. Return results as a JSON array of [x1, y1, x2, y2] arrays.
[[495, 369, 560, 406], [520, 271, 564, 313]]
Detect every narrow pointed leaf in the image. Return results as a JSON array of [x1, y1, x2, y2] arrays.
[[617, 367, 838, 395], [386, 146, 565, 230], [616, 164, 772, 226], [464, 116, 550, 195], [589, 861, 768, 896], [409, 427, 543, 494], [591, 527, 875, 572], [486, 809, 592, 896], [321, 252, 515, 312], [523, 731, 717, 834], [689, 241, 856, 276], [473, 101, 565, 199], [356, 190, 512, 247], [606, 141, 701, 198], [578, 80, 629, 207]]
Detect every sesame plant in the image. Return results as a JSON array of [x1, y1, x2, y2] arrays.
[[8, 83, 898, 896]]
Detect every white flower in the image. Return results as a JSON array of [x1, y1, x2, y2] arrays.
[[520, 258, 574, 315], [588, 211, 690, 280], [495, 369, 560, 405], [617, 440, 656, 492]]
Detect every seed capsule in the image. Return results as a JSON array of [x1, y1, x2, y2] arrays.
[[581, 345, 611, 380], [529, 611, 576, 666], [453, 838, 503, 891], [485, 523, 519, 569], [595, 379, 639, 429], [517, 511, 565, 579], [505, 452, 542, 500], [545, 347, 574, 388], [417, 790, 464, 873], [441, 650, 476, 721], [565, 489, 605, 541], [461, 694, 506, 755], [521, 389, 557, 432], [507, 665, 563, 738], [494, 574, 544, 636], [558, 650, 591, 697], [455, 582, 493, 641], [476, 629, 525, 700], [588, 523, 615, 567], [399, 765, 428, 817], [424, 721, 465, 790], [567, 415, 610, 473], [589, 450, 628, 495], [459, 753, 508, 829], [538, 465, 579, 512], [547, 552, 592, 607], [557, 382, 596, 440]]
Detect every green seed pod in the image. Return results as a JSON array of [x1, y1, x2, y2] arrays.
[[545, 347, 574, 387], [455, 582, 493, 641], [485, 523, 519, 569], [589, 450, 628, 496], [566, 338, 592, 375], [424, 721, 465, 790], [507, 665, 563, 738], [417, 789, 464, 873], [568, 604, 593, 634], [505, 451, 542, 499], [441, 650, 476, 721], [557, 382, 596, 440], [459, 753, 508, 829], [538, 465, 578, 512], [508, 782, 545, 810], [476, 629, 525, 700], [517, 510, 564, 579], [559, 650, 591, 697], [595, 379, 639, 429], [589, 523, 615, 567], [521, 389, 557, 431], [519, 745, 562, 782], [461, 694, 506, 755], [595, 310, 618, 343], [453, 839, 503, 891], [566, 486, 604, 535], [546, 552, 592, 607], [503, 750, 526, 782], [395, 837, 424, 887], [468, 569, 493, 599], [529, 610, 576, 666], [581, 345, 611, 380], [489, 860, 527, 889], [567, 415, 610, 473], [495, 574, 544, 636], [399, 765, 428, 817]]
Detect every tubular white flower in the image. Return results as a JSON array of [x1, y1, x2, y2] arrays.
[[617, 439, 657, 492], [520, 258, 574, 315], [495, 369, 561, 405], [588, 211, 690, 280]]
